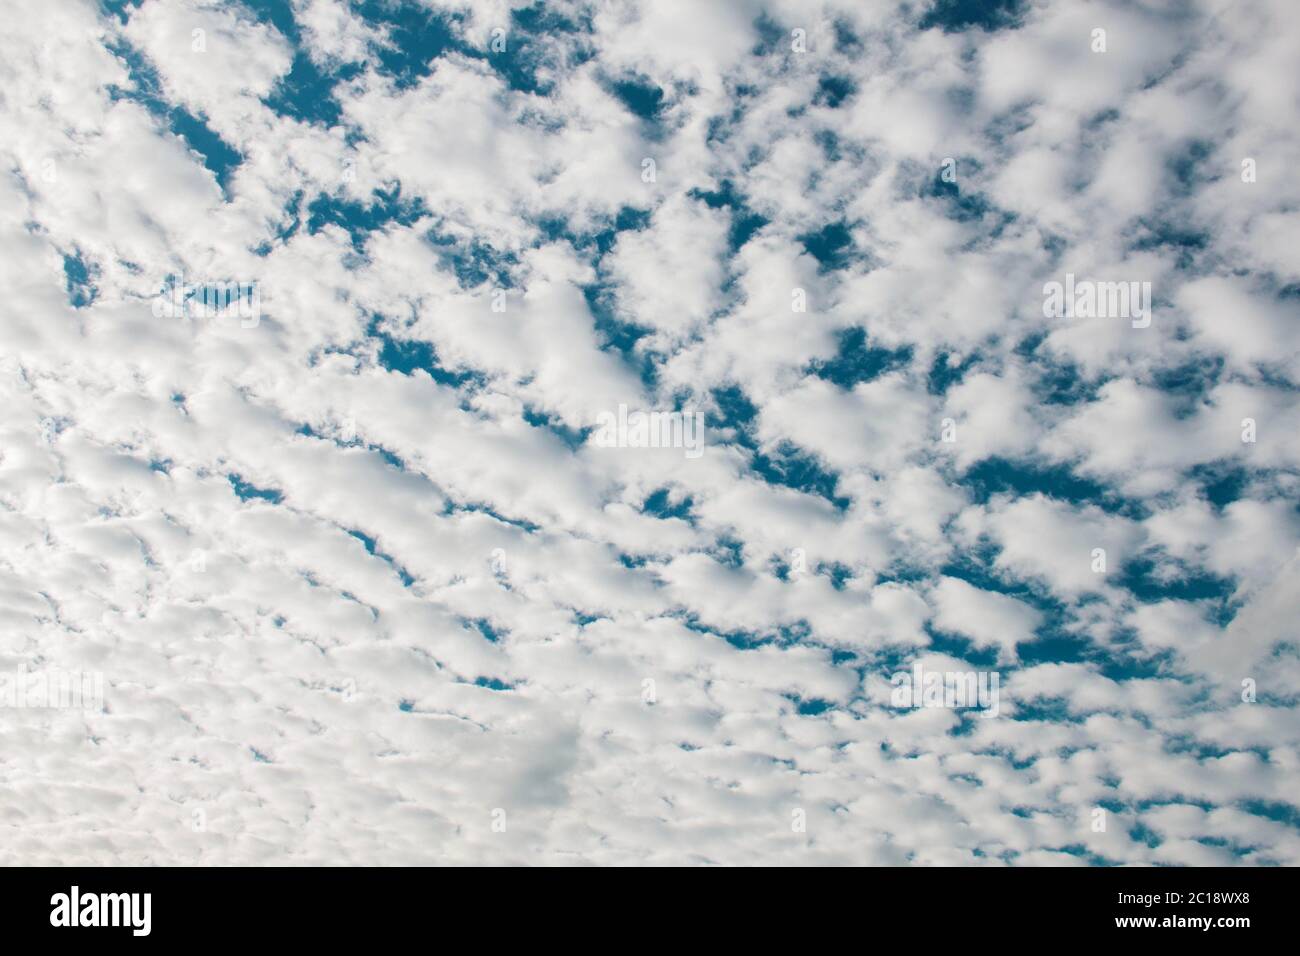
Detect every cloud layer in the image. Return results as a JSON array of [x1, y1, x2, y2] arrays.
[[0, 0, 1297, 865]]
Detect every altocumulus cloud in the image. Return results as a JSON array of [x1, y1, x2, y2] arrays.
[[0, 0, 1297, 865]]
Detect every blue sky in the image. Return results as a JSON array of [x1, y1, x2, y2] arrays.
[[0, 0, 1297, 865]]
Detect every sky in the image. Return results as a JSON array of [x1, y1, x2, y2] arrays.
[[0, 0, 1297, 865]]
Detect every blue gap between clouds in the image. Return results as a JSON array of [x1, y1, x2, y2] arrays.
[[425, 228, 518, 290], [501, 2, 595, 96], [63, 251, 97, 309], [709, 385, 851, 511], [785, 694, 834, 716], [349, 0, 464, 90], [797, 221, 856, 273], [771, 559, 855, 589], [241, 0, 597, 131], [814, 75, 856, 108], [306, 188, 427, 253], [1151, 355, 1224, 419], [641, 488, 695, 523], [566, 206, 660, 389], [537, 207, 657, 386], [814, 129, 844, 163], [105, 40, 242, 198], [1164, 139, 1216, 199], [927, 349, 981, 394], [450, 502, 540, 535], [473, 676, 516, 691], [522, 407, 591, 450], [677, 613, 815, 652], [1186, 460, 1250, 511], [346, 529, 415, 586], [1117, 556, 1238, 627], [940, 542, 1166, 682], [228, 474, 283, 504], [922, 168, 1012, 236], [255, 190, 305, 255], [1130, 218, 1209, 272], [351, 0, 592, 96], [464, 617, 503, 643], [607, 73, 665, 125], [1016, 333, 1109, 405], [961, 456, 1148, 519], [238, 0, 361, 128], [295, 422, 409, 473], [371, 320, 480, 389], [807, 326, 912, 387], [688, 180, 769, 254], [919, 0, 1028, 33]]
